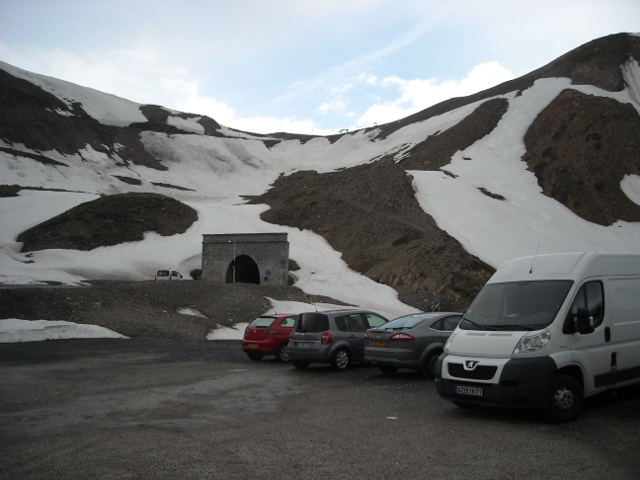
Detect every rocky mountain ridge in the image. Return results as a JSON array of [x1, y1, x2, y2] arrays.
[[1, 33, 639, 314]]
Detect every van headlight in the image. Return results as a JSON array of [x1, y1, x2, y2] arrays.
[[513, 329, 551, 354]]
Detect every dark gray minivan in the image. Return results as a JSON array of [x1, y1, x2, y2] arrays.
[[287, 309, 389, 371]]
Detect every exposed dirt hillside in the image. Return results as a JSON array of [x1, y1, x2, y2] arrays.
[[0, 282, 342, 341], [249, 158, 494, 311], [523, 89, 640, 225], [17, 193, 198, 251]]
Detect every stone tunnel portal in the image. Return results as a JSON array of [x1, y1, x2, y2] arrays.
[[226, 254, 260, 284], [201, 233, 289, 286]]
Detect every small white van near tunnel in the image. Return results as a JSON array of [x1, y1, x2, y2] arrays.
[[436, 252, 640, 422]]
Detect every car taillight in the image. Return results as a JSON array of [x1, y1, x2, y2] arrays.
[[321, 332, 332, 344], [390, 333, 415, 342], [364, 332, 369, 340]]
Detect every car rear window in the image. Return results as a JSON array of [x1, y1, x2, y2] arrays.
[[380, 313, 435, 330], [249, 317, 277, 328], [156, 270, 170, 277], [296, 313, 329, 332]]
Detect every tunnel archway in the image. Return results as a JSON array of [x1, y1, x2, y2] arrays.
[[201, 233, 289, 286], [226, 254, 260, 284]]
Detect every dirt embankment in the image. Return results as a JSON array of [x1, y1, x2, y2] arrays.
[[0, 281, 344, 341]]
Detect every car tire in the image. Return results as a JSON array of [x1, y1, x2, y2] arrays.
[[246, 351, 263, 361], [543, 374, 583, 423], [292, 360, 309, 370], [379, 365, 398, 375], [330, 349, 351, 371], [275, 344, 290, 363], [421, 350, 441, 379]]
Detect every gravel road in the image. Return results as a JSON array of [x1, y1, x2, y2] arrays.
[[1, 339, 639, 480]]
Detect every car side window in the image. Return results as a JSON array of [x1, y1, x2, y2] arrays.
[[281, 317, 296, 328], [335, 316, 349, 332], [347, 314, 367, 332], [566, 281, 604, 331], [443, 315, 462, 331], [365, 313, 387, 328]]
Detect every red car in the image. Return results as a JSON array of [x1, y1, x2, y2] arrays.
[[242, 314, 298, 362]]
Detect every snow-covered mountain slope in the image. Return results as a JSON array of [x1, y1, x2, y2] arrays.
[[1, 33, 640, 315]]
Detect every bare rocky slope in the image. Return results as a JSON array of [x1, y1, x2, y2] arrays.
[[0, 281, 344, 341], [1, 33, 639, 335]]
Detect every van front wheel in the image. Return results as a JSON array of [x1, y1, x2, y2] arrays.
[[543, 374, 583, 423]]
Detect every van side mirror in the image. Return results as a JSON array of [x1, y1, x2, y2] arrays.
[[574, 307, 595, 334]]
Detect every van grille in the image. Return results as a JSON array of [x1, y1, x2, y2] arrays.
[[448, 363, 497, 380]]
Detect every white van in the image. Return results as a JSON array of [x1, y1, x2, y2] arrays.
[[155, 269, 184, 281], [436, 252, 640, 422]]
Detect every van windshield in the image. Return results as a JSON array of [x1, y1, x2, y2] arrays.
[[461, 280, 573, 331]]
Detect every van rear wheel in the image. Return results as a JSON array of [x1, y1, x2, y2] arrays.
[[543, 374, 583, 423]]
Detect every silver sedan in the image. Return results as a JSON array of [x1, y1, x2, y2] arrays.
[[365, 312, 462, 378]]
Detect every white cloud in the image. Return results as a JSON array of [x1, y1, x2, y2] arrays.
[[357, 61, 515, 127], [316, 99, 348, 115]]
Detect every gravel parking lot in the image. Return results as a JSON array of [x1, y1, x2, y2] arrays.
[[1, 339, 639, 480]]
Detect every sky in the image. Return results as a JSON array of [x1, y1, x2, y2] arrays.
[[1, 54, 640, 343], [1, 0, 639, 135]]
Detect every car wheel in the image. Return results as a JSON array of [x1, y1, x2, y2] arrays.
[[330, 349, 351, 371], [292, 360, 309, 370], [421, 351, 441, 379], [246, 351, 263, 361], [276, 344, 290, 362], [379, 365, 398, 375], [543, 374, 583, 423]]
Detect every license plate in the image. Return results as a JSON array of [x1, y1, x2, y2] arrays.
[[296, 342, 313, 348], [371, 340, 387, 347], [247, 343, 259, 349], [456, 386, 482, 396]]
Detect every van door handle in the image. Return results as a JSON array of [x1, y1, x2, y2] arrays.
[[605, 327, 611, 342]]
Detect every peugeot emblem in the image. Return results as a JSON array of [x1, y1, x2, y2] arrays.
[[464, 360, 479, 371]]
